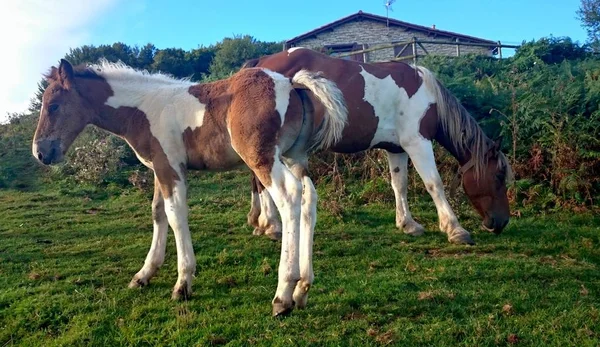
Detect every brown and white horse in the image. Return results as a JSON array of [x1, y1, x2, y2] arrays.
[[242, 48, 513, 245], [31, 58, 349, 316]]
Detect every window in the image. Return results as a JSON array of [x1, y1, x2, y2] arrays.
[[323, 43, 365, 62]]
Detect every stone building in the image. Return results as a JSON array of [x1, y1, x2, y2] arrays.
[[284, 11, 499, 63]]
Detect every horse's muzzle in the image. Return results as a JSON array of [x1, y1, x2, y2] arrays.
[[482, 216, 509, 235], [33, 139, 62, 165]]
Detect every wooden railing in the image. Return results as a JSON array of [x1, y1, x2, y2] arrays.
[[335, 37, 521, 64]]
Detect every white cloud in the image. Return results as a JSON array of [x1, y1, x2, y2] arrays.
[[0, 0, 119, 123]]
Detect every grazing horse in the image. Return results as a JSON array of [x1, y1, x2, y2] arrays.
[[31, 58, 349, 316], [242, 48, 513, 245]]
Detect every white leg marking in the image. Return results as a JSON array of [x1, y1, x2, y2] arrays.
[[293, 175, 316, 308], [401, 139, 473, 244], [163, 178, 197, 299], [129, 176, 168, 287], [257, 189, 282, 238], [387, 152, 425, 236], [263, 149, 302, 315]]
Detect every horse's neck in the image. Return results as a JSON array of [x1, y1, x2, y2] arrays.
[[433, 121, 474, 167]]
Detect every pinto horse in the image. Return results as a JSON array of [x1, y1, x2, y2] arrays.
[[32, 58, 349, 316], [242, 48, 513, 245]]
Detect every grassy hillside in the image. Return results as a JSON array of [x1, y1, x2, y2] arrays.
[[1, 172, 599, 346]]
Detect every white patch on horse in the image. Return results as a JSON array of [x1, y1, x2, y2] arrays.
[[358, 67, 406, 147], [259, 69, 291, 125], [287, 47, 305, 55], [97, 60, 206, 170], [359, 66, 436, 149]]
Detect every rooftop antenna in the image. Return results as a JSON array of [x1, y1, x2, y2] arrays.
[[384, 0, 396, 28]]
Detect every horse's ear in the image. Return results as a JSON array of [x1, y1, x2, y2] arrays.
[[58, 59, 74, 88]]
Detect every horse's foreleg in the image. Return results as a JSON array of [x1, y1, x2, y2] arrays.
[[129, 174, 168, 288], [401, 139, 474, 245], [159, 168, 196, 300], [386, 151, 425, 236]]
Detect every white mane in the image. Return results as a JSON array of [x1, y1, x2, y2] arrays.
[[87, 58, 194, 87]]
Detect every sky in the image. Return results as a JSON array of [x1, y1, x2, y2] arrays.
[[0, 0, 588, 123]]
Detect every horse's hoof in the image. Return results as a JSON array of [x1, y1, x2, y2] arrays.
[[448, 230, 475, 245], [252, 227, 265, 236], [171, 281, 191, 300], [128, 276, 148, 288], [402, 221, 425, 236], [272, 297, 294, 317], [293, 282, 310, 309], [266, 231, 282, 241], [247, 214, 259, 228], [264, 224, 282, 241]]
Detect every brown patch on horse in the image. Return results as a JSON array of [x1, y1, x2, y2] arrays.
[[373, 141, 404, 153], [185, 79, 237, 170], [418, 103, 438, 141], [222, 69, 293, 187], [152, 181, 165, 223]]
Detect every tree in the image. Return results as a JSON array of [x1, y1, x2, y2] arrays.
[[207, 35, 282, 80], [186, 46, 217, 81], [151, 48, 194, 79], [577, 0, 600, 50]]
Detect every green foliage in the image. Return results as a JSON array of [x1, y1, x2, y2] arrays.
[[577, 0, 600, 50], [0, 112, 41, 190], [413, 38, 600, 209], [207, 34, 282, 80]]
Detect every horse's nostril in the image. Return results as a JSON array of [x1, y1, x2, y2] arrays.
[[37, 152, 43, 161]]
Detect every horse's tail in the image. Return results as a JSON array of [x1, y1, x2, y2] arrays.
[[292, 69, 348, 151]]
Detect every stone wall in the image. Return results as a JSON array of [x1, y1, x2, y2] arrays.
[[289, 19, 493, 62]]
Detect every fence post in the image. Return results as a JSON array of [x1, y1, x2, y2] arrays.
[[456, 38, 460, 57], [412, 37, 417, 65], [498, 40, 503, 59]]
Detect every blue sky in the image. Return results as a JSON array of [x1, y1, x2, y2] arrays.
[[0, 0, 588, 122]]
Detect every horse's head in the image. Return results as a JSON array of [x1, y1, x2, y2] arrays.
[[459, 136, 512, 234], [32, 59, 96, 165]]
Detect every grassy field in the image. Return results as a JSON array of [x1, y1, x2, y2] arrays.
[[1, 171, 599, 346]]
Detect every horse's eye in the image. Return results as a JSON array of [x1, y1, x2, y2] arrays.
[[48, 104, 59, 113]]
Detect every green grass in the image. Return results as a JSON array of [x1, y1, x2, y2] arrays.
[[1, 171, 599, 346]]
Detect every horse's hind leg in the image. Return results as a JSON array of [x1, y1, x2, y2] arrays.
[[248, 174, 283, 240], [386, 151, 425, 236], [247, 175, 261, 231], [242, 147, 302, 316], [400, 138, 474, 245], [129, 174, 168, 288], [281, 155, 316, 310]]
